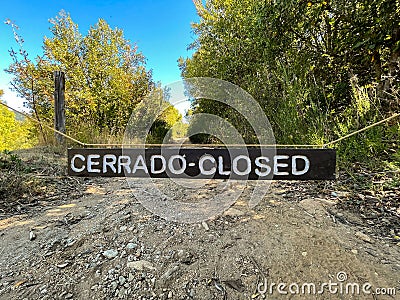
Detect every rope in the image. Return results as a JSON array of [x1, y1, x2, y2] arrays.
[[1, 101, 398, 149], [0, 101, 85, 146], [80, 143, 322, 148], [323, 112, 400, 147]]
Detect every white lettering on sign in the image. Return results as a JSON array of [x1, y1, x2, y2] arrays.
[[199, 154, 216, 175], [273, 155, 289, 176], [87, 154, 100, 173], [69, 153, 312, 177], [118, 155, 131, 173], [168, 155, 186, 175], [255, 157, 272, 177], [232, 155, 251, 176], [71, 154, 85, 172], [103, 154, 117, 173], [218, 156, 230, 175], [292, 155, 310, 175], [132, 155, 148, 174], [151, 155, 166, 174]]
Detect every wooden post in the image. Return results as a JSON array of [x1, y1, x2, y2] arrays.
[[54, 71, 66, 144]]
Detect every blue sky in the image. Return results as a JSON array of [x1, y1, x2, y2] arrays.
[[0, 0, 199, 110]]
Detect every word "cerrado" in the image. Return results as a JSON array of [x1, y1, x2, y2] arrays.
[[67, 148, 336, 180]]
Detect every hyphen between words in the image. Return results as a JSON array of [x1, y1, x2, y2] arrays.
[[67, 148, 336, 180]]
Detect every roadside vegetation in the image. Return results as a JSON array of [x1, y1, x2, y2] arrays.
[[0, 2, 399, 221], [180, 0, 399, 166]]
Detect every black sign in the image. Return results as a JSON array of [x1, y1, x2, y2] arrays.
[[67, 148, 336, 180]]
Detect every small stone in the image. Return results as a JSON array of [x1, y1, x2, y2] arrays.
[[56, 262, 69, 269], [119, 276, 126, 285], [161, 264, 180, 281], [331, 191, 338, 197], [118, 287, 126, 298], [223, 208, 244, 217], [126, 243, 137, 250], [135, 249, 141, 257], [351, 249, 358, 254], [103, 249, 119, 259], [201, 221, 209, 231], [65, 239, 76, 247], [168, 291, 173, 298], [110, 281, 118, 291], [301, 251, 307, 257], [29, 231, 36, 241], [65, 293, 73, 299], [120, 226, 128, 232], [189, 289, 195, 297], [128, 273, 135, 282], [127, 260, 156, 271], [355, 231, 374, 243], [177, 249, 185, 259]]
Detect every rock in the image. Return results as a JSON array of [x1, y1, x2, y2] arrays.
[[351, 249, 358, 254], [355, 231, 374, 243], [103, 249, 119, 259], [331, 191, 338, 197], [110, 281, 118, 291], [118, 287, 126, 298], [201, 221, 209, 231], [126, 243, 137, 250], [65, 293, 73, 299], [56, 262, 69, 269], [168, 291, 173, 298], [29, 231, 36, 241], [160, 264, 180, 281], [177, 250, 195, 265], [223, 208, 244, 217], [128, 273, 135, 282], [301, 251, 307, 257], [120, 226, 128, 233], [119, 276, 126, 285], [126, 260, 156, 271], [177, 249, 185, 259], [65, 239, 76, 247]]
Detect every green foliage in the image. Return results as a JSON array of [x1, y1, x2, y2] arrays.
[[181, 0, 399, 162], [0, 150, 31, 173], [171, 121, 189, 139], [147, 103, 182, 144], [6, 11, 155, 141], [0, 90, 37, 151]]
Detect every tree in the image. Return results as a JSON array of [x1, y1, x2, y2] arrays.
[[180, 0, 399, 144], [0, 90, 36, 150], [6, 11, 155, 142]]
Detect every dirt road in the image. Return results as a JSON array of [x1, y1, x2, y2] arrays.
[[0, 176, 399, 299]]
